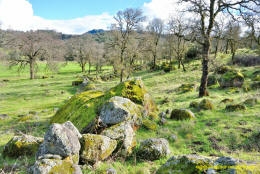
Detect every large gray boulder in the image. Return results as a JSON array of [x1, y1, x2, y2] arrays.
[[101, 121, 136, 155], [30, 158, 82, 174], [80, 134, 117, 164], [99, 96, 141, 125], [3, 135, 43, 158], [36, 122, 81, 164], [137, 138, 171, 161]]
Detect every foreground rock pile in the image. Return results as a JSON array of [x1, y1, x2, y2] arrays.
[[2, 78, 260, 173]]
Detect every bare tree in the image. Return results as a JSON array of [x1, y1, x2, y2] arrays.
[[180, 0, 260, 97], [242, 12, 260, 47], [9, 31, 48, 79], [225, 20, 241, 64], [111, 8, 146, 82], [168, 16, 188, 71], [146, 18, 164, 70]]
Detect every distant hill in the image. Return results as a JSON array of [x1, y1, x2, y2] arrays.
[[86, 29, 105, 34]]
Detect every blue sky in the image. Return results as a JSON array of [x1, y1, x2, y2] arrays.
[[0, 0, 179, 34], [28, 0, 151, 20]]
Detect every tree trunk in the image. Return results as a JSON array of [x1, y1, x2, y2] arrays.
[[88, 61, 91, 74], [153, 54, 156, 70], [180, 60, 186, 72], [29, 58, 35, 79], [81, 64, 85, 73], [199, 41, 210, 97], [120, 69, 123, 82]]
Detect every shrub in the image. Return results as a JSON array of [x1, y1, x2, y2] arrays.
[[161, 62, 172, 73], [232, 51, 260, 66], [185, 46, 199, 60]]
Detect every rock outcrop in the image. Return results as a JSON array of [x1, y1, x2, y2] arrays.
[[51, 79, 157, 132]]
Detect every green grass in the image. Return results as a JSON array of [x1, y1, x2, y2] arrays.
[[0, 59, 260, 173]]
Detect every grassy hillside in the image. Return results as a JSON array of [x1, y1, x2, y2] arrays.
[[0, 58, 259, 173]]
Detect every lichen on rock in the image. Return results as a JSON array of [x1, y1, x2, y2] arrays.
[[80, 134, 117, 164]]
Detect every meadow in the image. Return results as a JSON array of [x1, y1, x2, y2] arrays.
[[0, 57, 259, 173]]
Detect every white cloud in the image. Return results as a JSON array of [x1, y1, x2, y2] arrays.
[[142, 0, 182, 21], [0, 0, 114, 34], [0, 0, 190, 34]]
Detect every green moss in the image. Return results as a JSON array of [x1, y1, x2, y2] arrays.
[[142, 119, 158, 131], [50, 90, 104, 131]]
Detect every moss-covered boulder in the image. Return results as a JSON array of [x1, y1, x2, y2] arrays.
[[225, 104, 246, 112], [177, 84, 196, 93], [80, 134, 117, 164], [30, 158, 82, 174], [51, 90, 104, 131], [3, 135, 43, 158], [170, 109, 195, 120], [219, 70, 244, 88], [51, 79, 157, 132], [189, 101, 199, 108], [156, 155, 213, 174], [137, 138, 170, 161], [199, 99, 214, 110]]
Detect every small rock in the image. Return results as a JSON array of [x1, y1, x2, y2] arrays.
[[137, 138, 170, 161], [106, 167, 117, 174], [0, 114, 9, 120]]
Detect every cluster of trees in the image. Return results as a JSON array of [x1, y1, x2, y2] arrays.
[[0, 0, 259, 97]]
